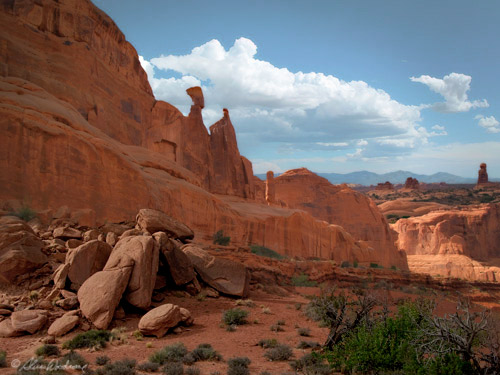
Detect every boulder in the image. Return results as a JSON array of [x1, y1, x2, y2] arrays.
[[182, 245, 250, 297], [106, 232, 117, 247], [53, 263, 70, 289], [0, 217, 47, 284], [47, 313, 79, 337], [65, 240, 112, 289], [155, 234, 195, 286], [66, 239, 83, 249], [53, 227, 82, 240], [83, 229, 100, 242], [136, 209, 194, 240], [104, 235, 159, 309], [56, 296, 79, 310], [138, 304, 182, 338], [78, 266, 132, 329], [11, 309, 48, 334], [0, 318, 22, 337], [179, 307, 194, 326]]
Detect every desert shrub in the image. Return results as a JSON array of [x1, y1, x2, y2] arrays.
[[150, 343, 188, 365], [353, 260, 358, 268], [340, 261, 350, 268], [297, 341, 321, 349], [227, 357, 251, 375], [213, 230, 230, 246], [222, 308, 249, 326], [276, 319, 285, 326], [250, 245, 285, 259], [295, 303, 302, 311], [261, 307, 271, 314], [137, 361, 159, 372], [263, 344, 293, 361], [225, 324, 237, 332], [191, 343, 222, 361], [29, 290, 39, 302], [61, 350, 88, 368], [62, 329, 112, 350], [183, 353, 196, 366], [96, 359, 136, 375], [11, 205, 37, 222], [234, 299, 255, 307], [391, 265, 398, 271], [369, 262, 380, 268], [290, 353, 331, 375], [163, 362, 183, 375], [297, 327, 311, 337], [258, 338, 279, 348], [270, 324, 284, 332], [132, 329, 144, 341], [95, 356, 110, 366], [0, 350, 6, 367], [292, 274, 317, 287], [35, 344, 60, 358], [185, 366, 200, 375]]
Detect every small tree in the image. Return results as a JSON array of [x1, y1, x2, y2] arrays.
[[213, 230, 230, 246]]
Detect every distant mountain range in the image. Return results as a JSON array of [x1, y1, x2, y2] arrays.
[[256, 170, 500, 186]]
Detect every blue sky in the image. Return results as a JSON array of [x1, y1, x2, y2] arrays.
[[94, 0, 500, 177]]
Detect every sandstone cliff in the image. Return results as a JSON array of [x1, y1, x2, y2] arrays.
[[0, 0, 407, 268], [273, 168, 408, 270]]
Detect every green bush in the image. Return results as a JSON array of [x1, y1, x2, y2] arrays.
[[297, 340, 320, 349], [60, 351, 88, 368], [340, 261, 350, 268], [149, 342, 188, 365], [95, 356, 110, 366], [222, 308, 249, 326], [264, 344, 293, 361], [185, 366, 201, 375], [62, 330, 112, 350], [258, 338, 279, 348], [0, 350, 6, 367], [35, 344, 60, 358], [291, 273, 317, 287], [10, 205, 37, 222], [250, 245, 285, 259], [227, 357, 251, 375], [96, 359, 136, 375], [137, 361, 159, 372], [270, 324, 284, 332], [369, 262, 380, 268], [163, 361, 183, 375], [213, 230, 230, 246], [190, 343, 222, 362], [297, 327, 311, 337]]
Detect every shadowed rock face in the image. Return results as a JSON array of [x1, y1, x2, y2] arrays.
[[0, 0, 408, 269], [404, 177, 420, 190], [273, 168, 408, 270], [478, 163, 489, 185]]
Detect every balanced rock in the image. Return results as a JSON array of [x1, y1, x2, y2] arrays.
[[47, 312, 79, 336], [105, 235, 159, 309], [182, 245, 250, 297], [65, 240, 112, 289], [477, 163, 489, 185], [0, 216, 47, 284], [11, 309, 48, 334], [78, 266, 132, 330], [138, 304, 188, 338], [136, 209, 194, 241]]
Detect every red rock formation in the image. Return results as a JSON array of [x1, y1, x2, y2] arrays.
[[0, 0, 407, 269], [404, 177, 420, 190], [265, 171, 276, 205], [393, 203, 500, 259], [209, 109, 255, 198], [477, 163, 489, 185], [273, 168, 408, 270], [375, 181, 394, 190]]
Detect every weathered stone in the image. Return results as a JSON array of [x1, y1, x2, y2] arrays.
[[0, 318, 22, 337], [53, 227, 82, 240], [105, 236, 159, 309], [179, 307, 194, 326], [0, 309, 12, 316], [136, 209, 194, 240], [478, 163, 489, 185], [37, 300, 53, 310], [47, 313, 79, 336], [83, 229, 100, 242], [77, 266, 132, 329], [65, 239, 83, 249], [138, 304, 182, 338], [0, 217, 47, 284], [121, 228, 143, 238], [66, 240, 112, 289], [53, 263, 70, 289], [158, 237, 195, 286], [265, 171, 276, 205], [11, 309, 48, 334], [106, 232, 117, 247], [182, 245, 250, 297], [56, 296, 79, 310], [404, 177, 420, 190]]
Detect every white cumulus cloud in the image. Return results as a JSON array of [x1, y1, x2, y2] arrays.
[[410, 73, 488, 113], [142, 38, 428, 155], [430, 124, 447, 136], [475, 115, 500, 133]]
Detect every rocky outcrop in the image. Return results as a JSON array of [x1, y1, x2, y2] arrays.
[[0, 216, 47, 284], [404, 177, 420, 190], [477, 163, 489, 185], [272, 168, 408, 269], [375, 181, 394, 191], [105, 236, 159, 309], [210, 109, 255, 198], [182, 245, 250, 297], [265, 171, 276, 205], [136, 209, 194, 240], [65, 240, 112, 289], [138, 303, 192, 338], [393, 203, 500, 259]]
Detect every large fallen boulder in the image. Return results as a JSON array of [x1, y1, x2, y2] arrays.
[[136, 209, 194, 240], [182, 245, 250, 297], [10, 309, 48, 334], [105, 235, 159, 309], [78, 265, 132, 329], [154, 233, 195, 286], [138, 303, 192, 338], [65, 240, 112, 289], [47, 311, 79, 337], [0, 216, 47, 284]]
